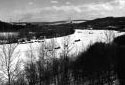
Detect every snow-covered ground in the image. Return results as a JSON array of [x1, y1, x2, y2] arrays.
[[1, 29, 125, 61], [3, 29, 124, 63], [0, 29, 125, 80]]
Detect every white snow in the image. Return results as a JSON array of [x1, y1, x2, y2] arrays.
[[1, 29, 125, 62], [6, 29, 125, 62]]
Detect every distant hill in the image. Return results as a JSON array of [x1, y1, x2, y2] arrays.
[[0, 21, 25, 32], [78, 17, 125, 30], [11, 19, 88, 26], [0, 21, 12, 31], [1, 17, 125, 32]]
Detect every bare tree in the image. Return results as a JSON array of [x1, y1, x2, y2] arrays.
[[25, 43, 37, 64], [47, 38, 60, 85], [24, 43, 38, 85], [59, 35, 73, 85], [46, 38, 58, 58], [61, 35, 73, 57], [0, 43, 21, 85], [37, 39, 52, 85], [24, 36, 75, 85], [24, 39, 52, 85], [25, 62, 37, 85], [104, 30, 116, 43]]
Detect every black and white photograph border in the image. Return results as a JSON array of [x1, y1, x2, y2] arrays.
[[0, 0, 125, 85]]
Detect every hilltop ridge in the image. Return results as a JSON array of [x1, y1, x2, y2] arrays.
[[78, 17, 125, 30], [1, 17, 125, 32]]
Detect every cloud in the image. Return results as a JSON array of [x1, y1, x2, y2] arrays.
[[66, 2, 71, 5], [52, 5, 83, 13], [48, 0, 124, 13], [51, 0, 58, 4], [88, 0, 125, 10], [28, 2, 34, 5], [115, 0, 125, 8], [87, 0, 125, 15], [20, 13, 33, 21], [11, 0, 125, 22]]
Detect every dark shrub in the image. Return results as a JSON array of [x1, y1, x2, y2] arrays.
[[113, 35, 125, 85], [72, 42, 117, 83], [114, 34, 125, 45]]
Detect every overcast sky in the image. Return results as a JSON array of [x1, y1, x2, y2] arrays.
[[0, 0, 125, 22]]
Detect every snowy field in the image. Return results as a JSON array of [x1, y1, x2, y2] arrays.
[[1, 29, 125, 62], [0, 29, 125, 80], [16, 29, 125, 59]]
